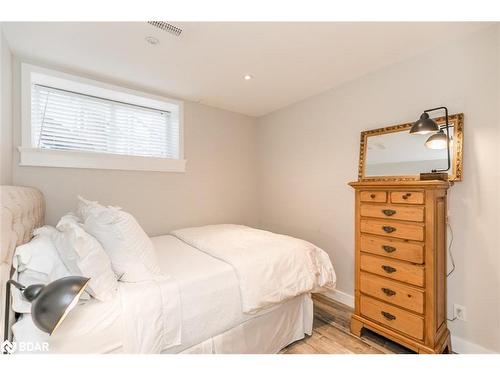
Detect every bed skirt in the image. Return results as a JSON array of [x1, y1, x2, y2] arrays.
[[172, 293, 313, 354]]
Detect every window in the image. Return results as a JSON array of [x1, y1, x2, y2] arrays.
[[20, 64, 185, 172], [32, 85, 179, 159]]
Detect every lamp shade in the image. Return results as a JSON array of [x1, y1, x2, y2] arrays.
[[425, 129, 448, 150], [410, 112, 440, 134], [27, 276, 89, 335]]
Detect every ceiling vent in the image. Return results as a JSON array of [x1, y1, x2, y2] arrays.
[[147, 21, 182, 37]]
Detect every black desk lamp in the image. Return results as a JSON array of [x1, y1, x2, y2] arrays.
[[410, 106, 451, 180], [3, 276, 89, 345]]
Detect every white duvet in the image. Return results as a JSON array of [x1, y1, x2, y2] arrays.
[[171, 224, 336, 313]]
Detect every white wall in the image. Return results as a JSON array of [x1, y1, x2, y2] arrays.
[[257, 26, 500, 353], [10, 57, 259, 235], [0, 25, 13, 185]]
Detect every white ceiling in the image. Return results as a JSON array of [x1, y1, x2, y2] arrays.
[[2, 22, 492, 117]]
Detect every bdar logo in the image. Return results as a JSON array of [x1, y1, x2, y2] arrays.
[[1, 340, 16, 354]]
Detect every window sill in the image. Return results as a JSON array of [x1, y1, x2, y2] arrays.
[[18, 147, 187, 173]]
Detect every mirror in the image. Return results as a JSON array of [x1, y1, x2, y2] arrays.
[[358, 113, 463, 181]]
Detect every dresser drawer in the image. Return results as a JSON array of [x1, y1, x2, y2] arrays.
[[360, 272, 424, 314], [360, 204, 424, 222], [360, 253, 425, 287], [360, 219, 424, 241], [360, 191, 387, 203], [360, 295, 424, 340], [390, 191, 425, 205], [360, 235, 424, 264]]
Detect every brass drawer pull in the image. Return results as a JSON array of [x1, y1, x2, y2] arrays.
[[381, 287, 396, 296], [402, 193, 412, 200], [382, 226, 396, 233], [382, 245, 396, 253], [382, 265, 397, 273], [382, 209, 396, 216], [381, 311, 396, 321]]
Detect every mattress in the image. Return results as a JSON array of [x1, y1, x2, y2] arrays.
[[13, 234, 303, 353]]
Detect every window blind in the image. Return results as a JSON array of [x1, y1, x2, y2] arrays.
[[31, 84, 179, 159]]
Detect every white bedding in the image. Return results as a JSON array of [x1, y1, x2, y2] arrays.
[[153, 235, 319, 352], [155, 234, 320, 353], [12, 274, 181, 354], [13, 235, 264, 353], [171, 224, 336, 313], [12, 291, 123, 353], [12, 227, 336, 353], [152, 235, 243, 352], [119, 275, 181, 353]]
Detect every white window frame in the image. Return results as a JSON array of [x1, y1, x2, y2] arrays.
[[20, 63, 186, 172]]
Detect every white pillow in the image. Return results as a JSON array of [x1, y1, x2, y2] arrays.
[[77, 196, 160, 282], [12, 233, 72, 313], [37, 215, 118, 301], [14, 233, 70, 278]]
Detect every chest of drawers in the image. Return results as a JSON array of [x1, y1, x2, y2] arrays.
[[349, 181, 452, 354]]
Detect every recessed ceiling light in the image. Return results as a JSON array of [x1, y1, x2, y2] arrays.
[[243, 74, 253, 81], [145, 36, 160, 46]]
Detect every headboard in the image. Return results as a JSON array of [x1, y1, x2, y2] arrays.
[[1, 185, 45, 340]]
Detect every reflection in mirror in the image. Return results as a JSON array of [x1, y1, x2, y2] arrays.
[[364, 124, 455, 177]]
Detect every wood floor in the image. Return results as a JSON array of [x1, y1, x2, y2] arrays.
[[281, 294, 414, 354]]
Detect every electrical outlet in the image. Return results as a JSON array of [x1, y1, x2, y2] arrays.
[[454, 304, 467, 321]]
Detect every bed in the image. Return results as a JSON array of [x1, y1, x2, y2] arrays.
[[1, 185, 335, 354], [1, 185, 44, 345]]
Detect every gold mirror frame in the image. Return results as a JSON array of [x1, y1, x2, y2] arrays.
[[358, 113, 464, 182]]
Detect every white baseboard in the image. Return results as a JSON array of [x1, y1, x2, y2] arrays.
[[451, 335, 496, 354], [320, 289, 354, 308], [320, 290, 497, 354]]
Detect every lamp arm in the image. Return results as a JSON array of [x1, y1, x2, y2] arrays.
[[424, 106, 448, 114], [7, 279, 26, 291], [444, 113, 451, 171], [426, 106, 451, 173], [3, 280, 27, 346]]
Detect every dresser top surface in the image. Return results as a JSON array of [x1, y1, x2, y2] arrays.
[[349, 180, 452, 189]]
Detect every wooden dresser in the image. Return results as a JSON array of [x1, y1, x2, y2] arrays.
[[349, 180, 452, 354]]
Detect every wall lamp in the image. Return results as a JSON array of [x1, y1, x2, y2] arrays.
[[410, 106, 451, 174]]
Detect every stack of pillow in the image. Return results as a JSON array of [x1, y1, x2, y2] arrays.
[[13, 196, 161, 312]]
